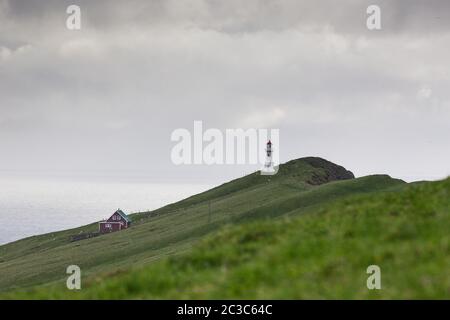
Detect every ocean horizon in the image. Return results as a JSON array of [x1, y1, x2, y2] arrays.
[[0, 177, 212, 245]]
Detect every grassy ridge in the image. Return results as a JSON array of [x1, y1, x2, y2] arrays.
[[0, 157, 404, 294], [5, 177, 448, 299]]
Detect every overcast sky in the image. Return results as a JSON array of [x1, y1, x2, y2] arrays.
[[0, 0, 449, 184]]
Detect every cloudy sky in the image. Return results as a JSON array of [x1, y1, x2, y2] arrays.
[[0, 0, 449, 184]]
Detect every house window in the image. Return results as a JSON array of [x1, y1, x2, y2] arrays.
[[106, 223, 111, 228]]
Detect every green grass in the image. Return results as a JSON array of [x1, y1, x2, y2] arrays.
[[3, 176, 448, 299], [3, 156, 446, 299]]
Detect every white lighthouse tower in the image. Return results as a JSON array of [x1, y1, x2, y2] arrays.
[[261, 140, 276, 175]]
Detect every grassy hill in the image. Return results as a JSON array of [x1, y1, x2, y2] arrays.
[[2, 157, 447, 299]]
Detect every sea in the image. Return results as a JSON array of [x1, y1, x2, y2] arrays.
[[0, 177, 212, 245]]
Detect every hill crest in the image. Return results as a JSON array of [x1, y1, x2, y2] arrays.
[[281, 157, 355, 185]]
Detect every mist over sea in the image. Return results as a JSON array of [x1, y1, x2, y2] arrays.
[[0, 177, 212, 245]]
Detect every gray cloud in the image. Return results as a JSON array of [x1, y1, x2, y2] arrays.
[[0, 0, 449, 183], [3, 0, 450, 34]]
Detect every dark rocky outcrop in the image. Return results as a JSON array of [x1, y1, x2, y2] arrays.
[[303, 157, 355, 185]]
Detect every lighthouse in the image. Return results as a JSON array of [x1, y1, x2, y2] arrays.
[[265, 140, 273, 167], [261, 140, 276, 175]]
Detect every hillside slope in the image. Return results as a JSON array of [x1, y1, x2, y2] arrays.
[[6, 177, 448, 299], [0, 157, 404, 293]]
